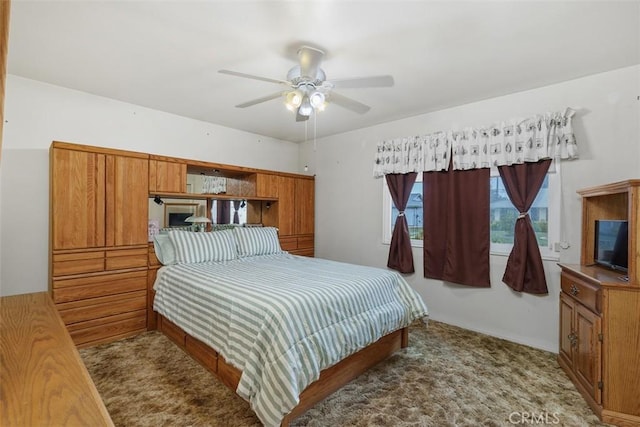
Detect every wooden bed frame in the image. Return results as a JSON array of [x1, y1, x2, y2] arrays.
[[157, 313, 409, 426]]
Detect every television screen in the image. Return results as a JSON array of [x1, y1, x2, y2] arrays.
[[594, 220, 628, 272], [168, 212, 192, 227]]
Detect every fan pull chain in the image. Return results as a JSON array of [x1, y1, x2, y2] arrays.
[[304, 119, 308, 143], [313, 112, 317, 151]]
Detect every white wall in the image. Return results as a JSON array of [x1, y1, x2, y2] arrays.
[[0, 75, 300, 297], [300, 65, 640, 352]]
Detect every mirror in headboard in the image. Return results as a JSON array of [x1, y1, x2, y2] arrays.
[[148, 197, 248, 230]]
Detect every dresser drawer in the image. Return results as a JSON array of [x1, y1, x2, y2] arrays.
[[561, 272, 601, 314], [53, 251, 105, 276], [53, 247, 148, 277], [105, 248, 148, 270], [291, 248, 314, 257], [56, 290, 147, 324], [52, 270, 147, 303], [279, 236, 298, 251], [297, 234, 314, 249], [279, 235, 314, 252], [66, 310, 147, 347]]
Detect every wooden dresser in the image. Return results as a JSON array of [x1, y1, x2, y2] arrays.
[[558, 180, 640, 427], [0, 292, 113, 426], [50, 142, 149, 347]]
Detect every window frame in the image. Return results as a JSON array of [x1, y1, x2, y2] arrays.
[[382, 163, 561, 260]]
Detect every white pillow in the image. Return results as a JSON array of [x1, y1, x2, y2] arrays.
[[153, 234, 176, 266], [168, 229, 237, 264], [234, 226, 282, 257]]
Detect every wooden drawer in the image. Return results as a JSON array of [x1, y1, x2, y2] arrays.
[[53, 251, 105, 276], [291, 248, 314, 257], [159, 316, 187, 348], [185, 335, 218, 373], [279, 234, 314, 253], [105, 248, 148, 270], [561, 272, 601, 314], [53, 247, 148, 277], [56, 290, 147, 324], [297, 234, 314, 249], [52, 270, 147, 303], [67, 310, 147, 347], [279, 236, 298, 251]]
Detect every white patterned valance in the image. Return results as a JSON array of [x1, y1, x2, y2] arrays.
[[374, 108, 577, 178]]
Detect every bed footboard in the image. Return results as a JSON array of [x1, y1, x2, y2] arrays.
[[157, 314, 408, 426]]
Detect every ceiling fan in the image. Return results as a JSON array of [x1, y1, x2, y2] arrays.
[[219, 46, 394, 122]]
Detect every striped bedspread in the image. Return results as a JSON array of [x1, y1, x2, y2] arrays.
[[153, 253, 428, 426]]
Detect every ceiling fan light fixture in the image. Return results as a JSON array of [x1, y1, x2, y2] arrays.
[[285, 90, 303, 111], [298, 96, 313, 116], [309, 91, 325, 109]]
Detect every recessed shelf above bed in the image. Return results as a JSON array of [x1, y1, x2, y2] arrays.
[[149, 192, 278, 202]]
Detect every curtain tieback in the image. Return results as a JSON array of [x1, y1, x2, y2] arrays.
[[517, 211, 529, 219], [397, 211, 405, 217]]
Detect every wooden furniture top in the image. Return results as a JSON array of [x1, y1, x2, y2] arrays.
[[149, 153, 315, 180], [51, 140, 149, 159], [0, 292, 114, 427], [559, 263, 635, 289], [577, 179, 640, 197]]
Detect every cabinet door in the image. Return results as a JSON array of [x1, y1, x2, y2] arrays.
[[295, 178, 315, 235], [107, 155, 149, 247], [149, 160, 186, 193], [277, 176, 296, 236], [559, 293, 575, 367], [51, 148, 106, 250], [255, 174, 279, 198], [574, 303, 602, 404]]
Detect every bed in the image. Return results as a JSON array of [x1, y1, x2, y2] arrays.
[[152, 227, 428, 426]]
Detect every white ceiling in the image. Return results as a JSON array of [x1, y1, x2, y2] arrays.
[[7, 1, 640, 143]]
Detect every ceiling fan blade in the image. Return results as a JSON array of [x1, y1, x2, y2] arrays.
[[330, 75, 394, 89], [328, 92, 371, 114], [235, 91, 285, 108], [298, 46, 324, 80], [219, 69, 290, 86]]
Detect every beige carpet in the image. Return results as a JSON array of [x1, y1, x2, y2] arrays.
[[79, 320, 610, 427]]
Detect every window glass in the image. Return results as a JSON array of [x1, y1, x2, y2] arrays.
[[391, 181, 424, 241], [489, 175, 549, 247]]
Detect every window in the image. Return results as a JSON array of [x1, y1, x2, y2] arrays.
[[489, 166, 560, 259], [382, 165, 560, 259], [382, 175, 423, 247]]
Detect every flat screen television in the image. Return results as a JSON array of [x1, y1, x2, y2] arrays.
[[594, 220, 628, 272], [168, 212, 192, 227]]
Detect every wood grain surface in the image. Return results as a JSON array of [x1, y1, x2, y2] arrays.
[[0, 292, 113, 426]]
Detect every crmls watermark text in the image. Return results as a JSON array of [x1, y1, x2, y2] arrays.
[[509, 411, 561, 425]]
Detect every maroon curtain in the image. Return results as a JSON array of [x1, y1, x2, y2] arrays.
[[498, 159, 551, 294], [216, 200, 231, 224], [386, 173, 418, 274], [232, 200, 242, 224], [423, 167, 490, 287]]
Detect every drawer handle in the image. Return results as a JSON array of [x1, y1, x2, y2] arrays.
[[570, 284, 580, 296], [568, 332, 577, 347]]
